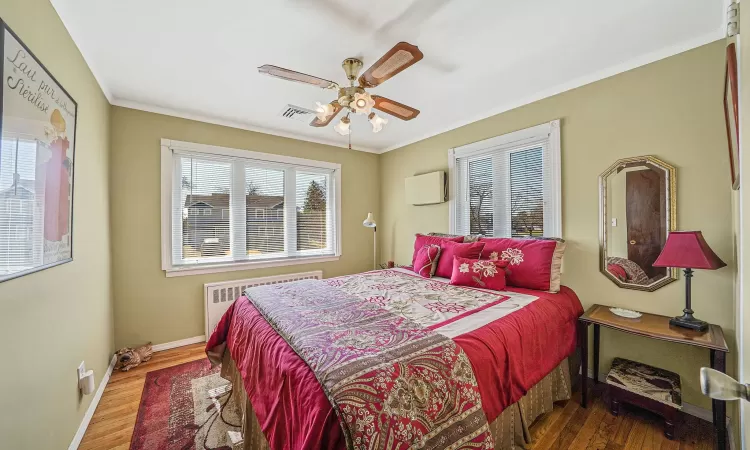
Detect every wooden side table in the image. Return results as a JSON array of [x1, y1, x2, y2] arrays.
[[578, 304, 729, 449]]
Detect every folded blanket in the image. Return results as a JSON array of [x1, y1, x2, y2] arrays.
[[244, 279, 493, 450]]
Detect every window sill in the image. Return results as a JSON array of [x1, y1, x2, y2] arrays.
[[164, 255, 341, 278]]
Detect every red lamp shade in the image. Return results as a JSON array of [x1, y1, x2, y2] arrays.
[[652, 231, 726, 270]]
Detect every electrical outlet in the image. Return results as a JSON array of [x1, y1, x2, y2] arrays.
[[77, 361, 86, 381]]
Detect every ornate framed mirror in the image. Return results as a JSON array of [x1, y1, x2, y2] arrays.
[[599, 156, 678, 291]]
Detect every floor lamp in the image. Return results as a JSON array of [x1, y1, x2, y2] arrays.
[[363, 212, 377, 270]]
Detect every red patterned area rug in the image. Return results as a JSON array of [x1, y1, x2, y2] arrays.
[[130, 358, 241, 450]]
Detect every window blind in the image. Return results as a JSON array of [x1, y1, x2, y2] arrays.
[[170, 150, 337, 268], [0, 137, 44, 276], [245, 166, 285, 257], [451, 121, 561, 238], [295, 171, 331, 254], [509, 147, 544, 237]]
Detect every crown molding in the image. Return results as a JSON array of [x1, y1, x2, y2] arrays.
[[111, 99, 380, 154], [55, 0, 723, 158], [378, 27, 725, 154]]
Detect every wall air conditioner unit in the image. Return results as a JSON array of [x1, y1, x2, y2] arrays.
[[405, 171, 446, 205]]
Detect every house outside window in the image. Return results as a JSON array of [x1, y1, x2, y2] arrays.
[[449, 120, 561, 238], [161, 139, 341, 276]]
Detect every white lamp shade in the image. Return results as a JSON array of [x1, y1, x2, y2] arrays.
[[314, 102, 335, 121], [363, 212, 376, 228], [369, 113, 388, 133], [334, 117, 351, 136], [351, 92, 375, 115]]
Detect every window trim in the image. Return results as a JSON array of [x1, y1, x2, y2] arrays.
[[160, 139, 342, 277], [447, 120, 562, 237]]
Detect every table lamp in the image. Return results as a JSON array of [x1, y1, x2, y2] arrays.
[[362, 212, 376, 270], [652, 231, 726, 331]]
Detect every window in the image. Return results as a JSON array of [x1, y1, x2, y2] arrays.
[[0, 137, 44, 278], [449, 120, 561, 238], [161, 139, 341, 276]]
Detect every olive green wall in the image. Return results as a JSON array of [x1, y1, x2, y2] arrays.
[[0, 0, 113, 448], [110, 106, 380, 348], [378, 40, 734, 410]]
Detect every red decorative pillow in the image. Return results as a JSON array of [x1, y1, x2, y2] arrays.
[[607, 264, 628, 282], [479, 237, 566, 292], [435, 240, 485, 278], [413, 245, 441, 278], [412, 234, 463, 267], [450, 256, 509, 291]]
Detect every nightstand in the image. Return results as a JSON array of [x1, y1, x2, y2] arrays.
[[578, 304, 729, 449]]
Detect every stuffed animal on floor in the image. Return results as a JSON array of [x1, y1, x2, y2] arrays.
[[114, 343, 153, 371]]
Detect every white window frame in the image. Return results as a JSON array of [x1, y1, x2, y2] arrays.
[[161, 139, 342, 277], [448, 120, 562, 237]]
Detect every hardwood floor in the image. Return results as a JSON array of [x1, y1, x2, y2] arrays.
[[79, 344, 715, 450], [79, 343, 208, 450]]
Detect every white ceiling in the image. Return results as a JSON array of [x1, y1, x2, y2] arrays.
[[50, 0, 724, 153]]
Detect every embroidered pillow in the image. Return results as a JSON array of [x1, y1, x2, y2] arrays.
[[479, 237, 566, 292], [413, 244, 441, 278], [412, 233, 463, 267], [435, 240, 485, 278], [450, 256, 509, 291]]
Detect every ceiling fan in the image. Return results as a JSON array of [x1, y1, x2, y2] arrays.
[[258, 42, 423, 136]]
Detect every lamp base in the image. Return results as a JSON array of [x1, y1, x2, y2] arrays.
[[669, 314, 708, 331]]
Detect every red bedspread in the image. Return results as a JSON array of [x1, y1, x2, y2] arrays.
[[207, 282, 582, 450], [456, 286, 582, 419]]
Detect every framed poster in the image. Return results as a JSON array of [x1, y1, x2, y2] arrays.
[[724, 42, 739, 190], [0, 20, 77, 283]]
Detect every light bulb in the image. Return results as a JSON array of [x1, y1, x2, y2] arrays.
[[351, 92, 375, 115], [315, 102, 334, 121], [369, 112, 388, 133], [334, 117, 351, 136]]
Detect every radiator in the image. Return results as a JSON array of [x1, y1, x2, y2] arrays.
[[204, 270, 323, 338]]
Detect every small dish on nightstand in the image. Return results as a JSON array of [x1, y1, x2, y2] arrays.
[[609, 307, 642, 319]]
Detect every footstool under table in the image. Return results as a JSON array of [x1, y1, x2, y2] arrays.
[[606, 357, 682, 440]]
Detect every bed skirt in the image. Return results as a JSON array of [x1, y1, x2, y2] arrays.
[[220, 350, 573, 450]]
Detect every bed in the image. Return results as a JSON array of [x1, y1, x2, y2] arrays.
[[207, 268, 583, 450]]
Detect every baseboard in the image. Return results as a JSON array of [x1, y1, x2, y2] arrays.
[[67, 336, 206, 448], [68, 354, 117, 450], [151, 335, 206, 352]]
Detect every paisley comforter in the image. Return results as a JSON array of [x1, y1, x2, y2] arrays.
[[206, 269, 583, 450], [244, 279, 492, 450]]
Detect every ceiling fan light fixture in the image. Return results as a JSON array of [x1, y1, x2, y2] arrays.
[[334, 116, 351, 136], [314, 101, 335, 121], [369, 112, 388, 133], [351, 92, 375, 115]]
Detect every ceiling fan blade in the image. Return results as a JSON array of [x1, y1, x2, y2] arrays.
[[258, 65, 338, 89], [358, 42, 424, 88], [372, 96, 420, 121], [310, 101, 344, 127]]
